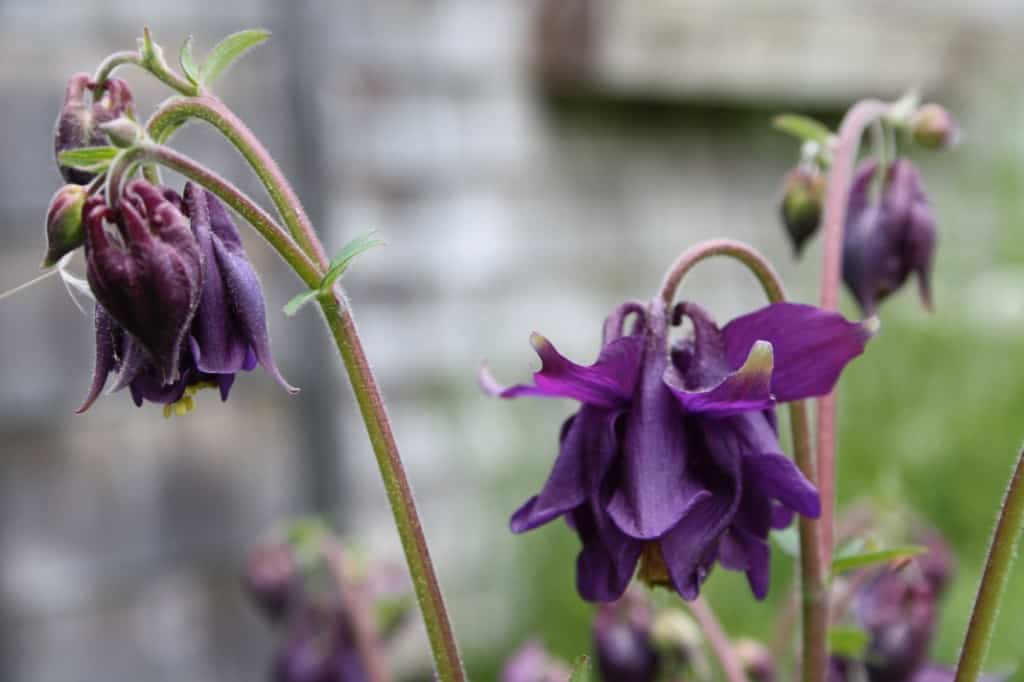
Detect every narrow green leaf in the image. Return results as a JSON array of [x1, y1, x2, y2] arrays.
[[283, 289, 320, 317], [828, 626, 869, 657], [320, 231, 386, 292], [773, 114, 834, 145], [198, 29, 271, 87], [831, 545, 926, 576], [772, 526, 800, 558], [569, 655, 590, 682], [58, 146, 120, 171], [179, 35, 200, 84]]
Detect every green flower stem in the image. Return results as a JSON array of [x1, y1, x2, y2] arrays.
[[815, 99, 889, 568], [954, 447, 1024, 682], [137, 118, 466, 679], [92, 45, 198, 97], [145, 96, 329, 267], [659, 239, 828, 682]]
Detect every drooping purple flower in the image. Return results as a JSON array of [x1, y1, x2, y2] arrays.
[[273, 606, 368, 682], [501, 640, 571, 682], [855, 567, 936, 682], [483, 299, 874, 602], [843, 159, 937, 316], [54, 73, 134, 184], [78, 181, 295, 414], [83, 180, 203, 384], [592, 590, 660, 682]]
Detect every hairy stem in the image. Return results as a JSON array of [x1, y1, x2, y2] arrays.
[[660, 238, 827, 682], [319, 292, 465, 682], [145, 96, 329, 266], [815, 99, 890, 568], [954, 447, 1024, 682], [689, 597, 749, 682], [92, 47, 197, 96], [141, 113, 465, 678]]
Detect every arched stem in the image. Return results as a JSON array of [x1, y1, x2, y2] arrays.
[[660, 239, 827, 682]]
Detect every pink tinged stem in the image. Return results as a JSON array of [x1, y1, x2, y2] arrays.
[[689, 596, 749, 682], [659, 239, 828, 682], [954, 447, 1024, 682], [815, 99, 890, 568]]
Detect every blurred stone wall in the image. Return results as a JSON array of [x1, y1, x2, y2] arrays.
[[0, 1, 1022, 681]]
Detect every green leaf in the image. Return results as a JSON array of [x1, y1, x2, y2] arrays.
[[198, 29, 271, 87], [772, 526, 800, 558], [321, 231, 387, 291], [179, 35, 200, 84], [831, 545, 926, 576], [773, 114, 834, 146], [828, 626, 869, 657], [569, 655, 590, 682], [58, 146, 120, 172], [283, 289, 320, 317]]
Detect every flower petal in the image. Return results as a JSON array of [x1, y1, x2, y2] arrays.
[[510, 406, 622, 533], [481, 334, 642, 408], [660, 491, 735, 600], [607, 348, 706, 539], [743, 453, 821, 519], [665, 340, 775, 417], [721, 302, 874, 402], [572, 502, 643, 603], [719, 526, 772, 599], [76, 305, 119, 413]]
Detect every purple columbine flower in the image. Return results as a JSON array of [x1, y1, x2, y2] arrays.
[[843, 158, 937, 316], [79, 181, 295, 414], [483, 299, 874, 602]]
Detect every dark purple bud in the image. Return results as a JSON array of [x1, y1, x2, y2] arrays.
[[42, 184, 88, 267], [842, 159, 937, 315], [54, 74, 134, 184], [734, 639, 776, 682], [855, 568, 936, 682], [780, 165, 825, 256], [273, 607, 367, 682], [593, 598, 659, 682], [245, 542, 297, 624], [84, 180, 203, 384], [910, 104, 960, 150], [501, 641, 571, 682]]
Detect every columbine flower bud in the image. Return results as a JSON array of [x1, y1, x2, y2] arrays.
[[910, 104, 960, 150], [734, 639, 776, 682], [592, 595, 659, 682], [83, 180, 202, 384], [855, 568, 937, 682], [780, 165, 825, 256], [42, 184, 88, 267], [54, 74, 134, 184], [244, 542, 296, 624], [99, 117, 143, 149], [843, 158, 937, 315]]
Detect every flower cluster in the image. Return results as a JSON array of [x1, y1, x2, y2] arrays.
[[484, 299, 873, 602], [75, 181, 296, 415]]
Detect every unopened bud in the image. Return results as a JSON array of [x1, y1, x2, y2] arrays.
[[100, 117, 143, 149], [54, 74, 134, 184], [911, 104, 960, 150], [734, 639, 776, 682], [42, 184, 89, 267], [780, 166, 825, 256], [244, 542, 296, 623]]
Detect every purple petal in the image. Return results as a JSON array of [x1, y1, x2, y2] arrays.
[[743, 453, 820, 519], [770, 503, 795, 529], [77, 305, 119, 413], [722, 302, 875, 403], [510, 406, 623, 533], [183, 184, 252, 374], [607, 342, 705, 539], [718, 526, 772, 599], [665, 340, 775, 417], [193, 186, 297, 394], [573, 502, 643, 603], [660, 491, 735, 600], [481, 334, 642, 408]]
